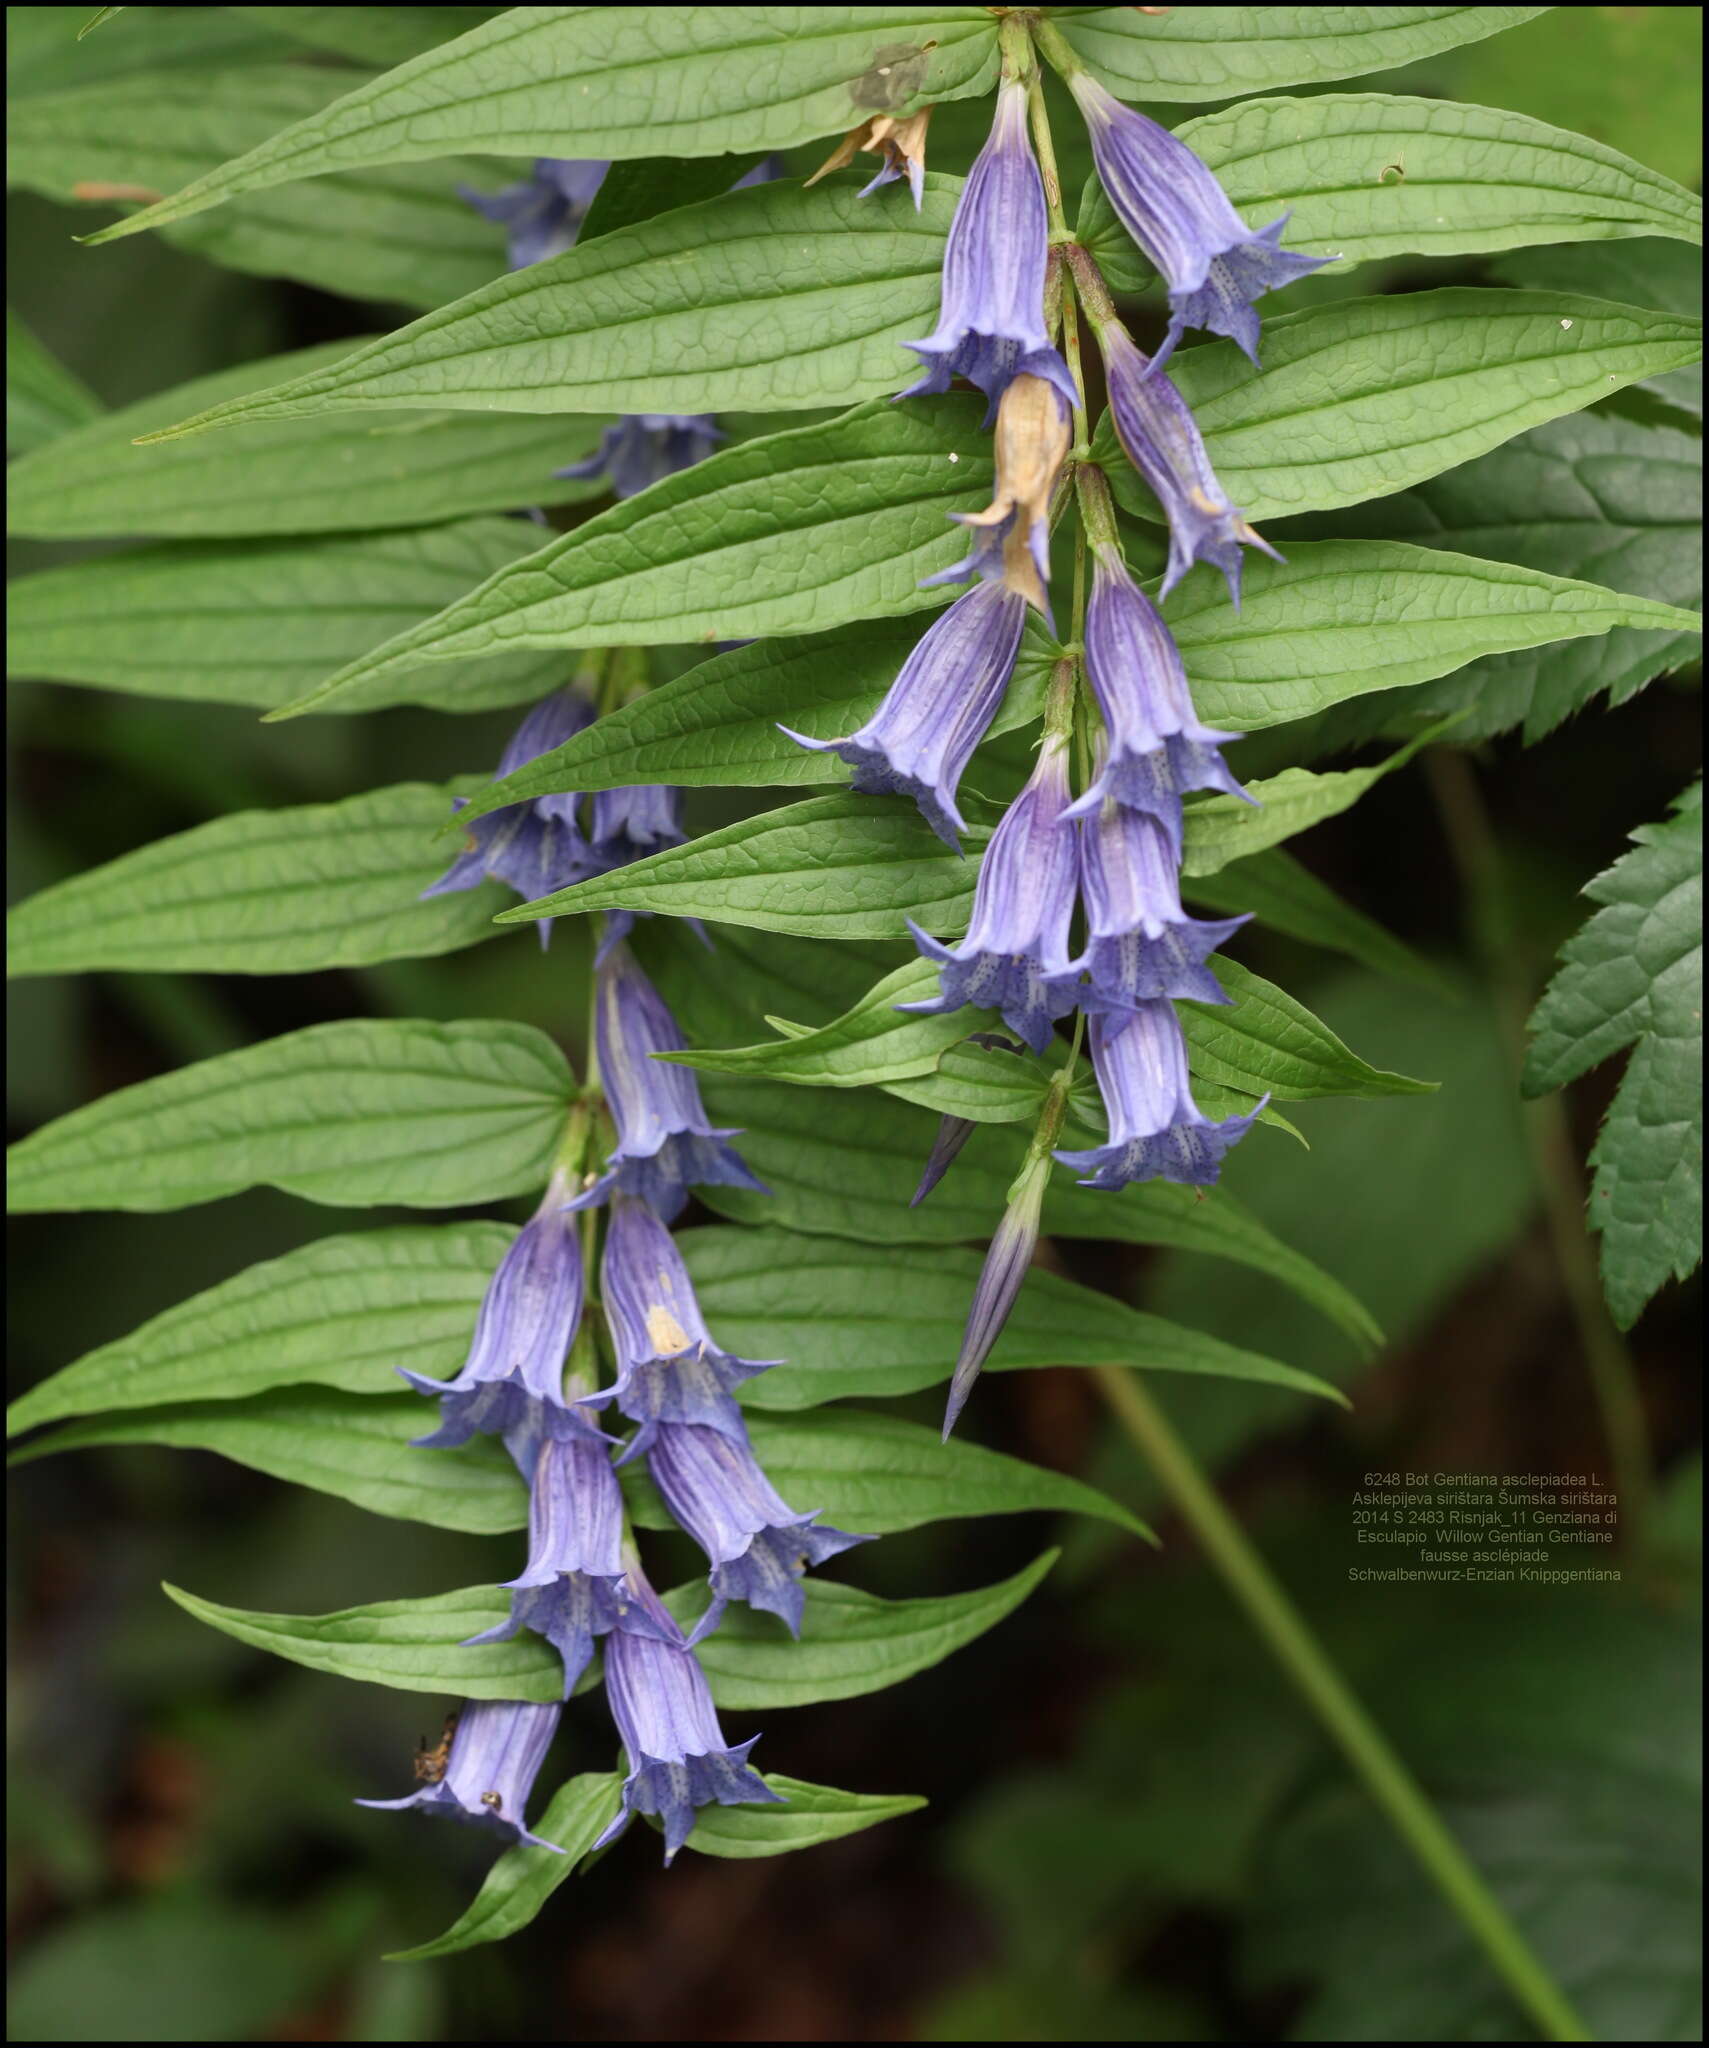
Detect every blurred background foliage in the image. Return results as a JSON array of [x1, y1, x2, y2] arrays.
[[7, 6, 1701, 2040]]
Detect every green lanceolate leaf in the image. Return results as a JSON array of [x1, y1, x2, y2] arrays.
[[1132, 93, 1702, 271], [6, 307, 102, 455], [1181, 959, 1435, 1101], [1524, 785, 1702, 1327], [682, 1776, 927, 1860], [85, 8, 1001, 243], [1180, 726, 1450, 877], [1055, 6, 1547, 102], [5, 519, 574, 714], [457, 615, 1058, 818], [1497, 238, 1702, 417], [8, 66, 514, 308], [162, 1582, 560, 1701], [143, 179, 962, 439], [1167, 540, 1702, 734], [6, 783, 509, 978], [882, 1034, 1061, 1125], [1097, 292, 1702, 527], [1181, 849, 1445, 994], [626, 1410, 1158, 1541], [6, 1224, 511, 1437], [664, 1550, 1059, 1710], [6, 339, 610, 540], [14, 1389, 525, 1533], [506, 794, 991, 941], [270, 397, 996, 719], [164, 1553, 1058, 1711], [6, 1018, 572, 1213], [695, 1085, 1380, 1348], [387, 1772, 625, 1961]]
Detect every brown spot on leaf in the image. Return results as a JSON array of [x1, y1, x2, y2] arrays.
[[849, 42, 934, 112]]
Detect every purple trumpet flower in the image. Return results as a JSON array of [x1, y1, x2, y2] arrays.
[[901, 78, 1076, 422], [594, 1569, 781, 1863], [556, 414, 725, 500], [400, 1169, 583, 1473], [646, 1420, 869, 1637], [423, 688, 601, 947], [1056, 1004, 1266, 1190], [462, 157, 609, 270], [1069, 73, 1328, 374], [582, 1194, 778, 1444], [576, 943, 767, 1221], [1101, 322, 1279, 605], [902, 733, 1080, 1054], [926, 372, 1071, 618], [358, 1698, 563, 1852], [942, 1148, 1048, 1438], [782, 577, 1027, 851], [586, 785, 688, 962], [463, 1421, 666, 1696], [1071, 796, 1250, 1014], [1068, 545, 1252, 852]]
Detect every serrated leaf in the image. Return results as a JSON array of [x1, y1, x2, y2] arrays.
[[6, 783, 510, 978], [386, 1772, 624, 1961], [1178, 960, 1434, 1101], [145, 178, 961, 439], [387, 1772, 623, 1960], [1055, 6, 1548, 103], [684, 1775, 926, 1860], [271, 397, 996, 719], [1277, 411, 1703, 748], [459, 615, 1058, 817], [7, 339, 609, 540], [6, 1018, 572, 1214], [1139, 92, 1702, 272], [232, 7, 500, 68], [85, 8, 1001, 243], [1168, 539, 1702, 734], [6, 306, 102, 455], [507, 793, 993, 940], [692, 1083, 1380, 1349], [15, 1389, 525, 1532], [5, 519, 573, 714], [625, 1409, 1157, 1541], [1525, 786, 1702, 1327], [162, 1553, 1058, 1711], [8, 66, 515, 308], [6, 1224, 512, 1437], [1181, 849, 1445, 995], [1096, 291, 1702, 526]]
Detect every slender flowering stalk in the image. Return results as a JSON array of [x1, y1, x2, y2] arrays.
[[901, 78, 1076, 421], [782, 576, 1027, 850], [1057, 60, 1328, 372], [400, 1167, 584, 1472], [1056, 1004, 1267, 1190], [646, 1420, 868, 1636], [583, 1193, 778, 1444], [806, 109, 932, 208], [1070, 794, 1250, 1013], [930, 370, 1070, 615], [1068, 532, 1253, 852], [902, 728, 1081, 1054], [423, 688, 601, 946], [461, 157, 608, 268], [576, 942, 767, 1219], [943, 1142, 1052, 1439], [358, 1698, 564, 1851]]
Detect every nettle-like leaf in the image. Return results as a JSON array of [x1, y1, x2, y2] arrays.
[[142, 178, 964, 437], [5, 308, 102, 455], [7, 65, 514, 309], [5, 1019, 573, 1213], [1095, 291, 1702, 526], [6, 339, 611, 541], [1524, 785, 1702, 1327], [1055, 6, 1549, 102], [84, 7, 1002, 244], [5, 519, 573, 714], [1079, 94, 1702, 289], [6, 783, 507, 979]]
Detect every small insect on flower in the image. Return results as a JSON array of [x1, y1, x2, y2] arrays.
[[413, 1712, 460, 1785]]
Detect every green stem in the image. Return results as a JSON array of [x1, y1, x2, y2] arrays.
[[1423, 747, 1652, 1554], [1094, 1366, 1592, 2043]]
